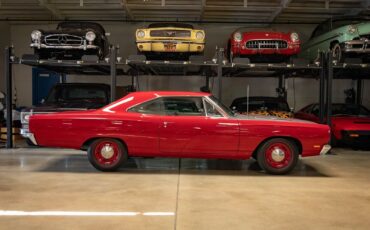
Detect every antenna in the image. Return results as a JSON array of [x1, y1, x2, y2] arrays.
[[247, 84, 250, 116]]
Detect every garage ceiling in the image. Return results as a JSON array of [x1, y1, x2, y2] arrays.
[[0, 0, 368, 24]]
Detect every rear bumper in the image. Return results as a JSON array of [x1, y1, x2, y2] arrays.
[[20, 129, 38, 145], [341, 130, 370, 146]]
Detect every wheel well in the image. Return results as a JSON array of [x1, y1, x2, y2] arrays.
[[330, 40, 339, 49], [252, 136, 303, 159], [81, 137, 128, 152]]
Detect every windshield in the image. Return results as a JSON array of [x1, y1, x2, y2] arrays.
[[209, 96, 235, 117], [46, 85, 109, 104], [332, 104, 370, 116], [233, 99, 290, 112]]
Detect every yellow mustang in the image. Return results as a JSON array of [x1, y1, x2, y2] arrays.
[[136, 23, 205, 59]]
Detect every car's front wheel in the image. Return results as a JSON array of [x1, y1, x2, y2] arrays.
[[87, 138, 127, 171], [331, 43, 344, 63], [256, 138, 299, 175]]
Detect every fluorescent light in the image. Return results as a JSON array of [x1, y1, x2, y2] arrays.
[[0, 210, 175, 217]]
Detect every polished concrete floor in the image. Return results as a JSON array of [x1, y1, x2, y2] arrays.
[[0, 147, 369, 230]]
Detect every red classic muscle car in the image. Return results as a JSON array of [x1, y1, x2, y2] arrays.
[[28, 91, 330, 175], [295, 103, 370, 147], [228, 30, 301, 63]]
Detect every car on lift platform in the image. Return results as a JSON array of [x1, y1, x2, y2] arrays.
[[295, 103, 370, 148], [228, 29, 301, 63], [27, 91, 331, 175], [30, 21, 110, 60], [301, 16, 370, 63], [230, 96, 293, 118], [135, 23, 205, 60]]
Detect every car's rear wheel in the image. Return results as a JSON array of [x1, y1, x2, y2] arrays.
[[256, 138, 299, 175], [87, 138, 127, 171]]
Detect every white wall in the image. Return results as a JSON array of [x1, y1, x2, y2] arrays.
[[5, 21, 369, 109]]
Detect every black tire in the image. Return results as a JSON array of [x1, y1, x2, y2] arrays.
[[331, 43, 344, 63], [87, 138, 127, 172], [256, 138, 299, 175]]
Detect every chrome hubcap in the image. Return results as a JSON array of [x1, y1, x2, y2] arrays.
[[100, 144, 114, 159], [271, 148, 285, 162]]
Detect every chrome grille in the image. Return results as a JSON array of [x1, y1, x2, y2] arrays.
[[44, 34, 83, 46], [150, 30, 191, 38], [246, 40, 288, 49]]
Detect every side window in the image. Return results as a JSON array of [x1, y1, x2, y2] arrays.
[[128, 98, 164, 115], [163, 97, 204, 116], [204, 99, 223, 117]]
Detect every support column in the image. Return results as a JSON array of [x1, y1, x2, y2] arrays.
[[5, 47, 13, 148], [326, 52, 333, 126], [319, 52, 326, 124], [278, 75, 287, 100], [217, 48, 224, 99], [110, 46, 117, 102], [356, 79, 363, 105]]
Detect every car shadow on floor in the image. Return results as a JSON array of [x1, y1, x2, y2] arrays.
[[37, 155, 331, 177]]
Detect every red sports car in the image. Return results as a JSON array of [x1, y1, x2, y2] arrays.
[[228, 30, 301, 63], [295, 103, 370, 147], [27, 91, 330, 175]]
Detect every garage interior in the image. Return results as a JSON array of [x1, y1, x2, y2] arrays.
[[0, 0, 370, 229]]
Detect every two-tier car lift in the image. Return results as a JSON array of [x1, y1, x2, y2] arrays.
[[3, 46, 369, 148]]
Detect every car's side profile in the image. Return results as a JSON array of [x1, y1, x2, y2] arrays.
[[295, 103, 370, 147], [28, 92, 331, 175], [301, 17, 370, 63]]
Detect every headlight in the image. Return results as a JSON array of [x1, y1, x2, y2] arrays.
[[290, 32, 299, 42], [196, 31, 205, 40], [137, 30, 145, 38], [86, 31, 96, 42], [233, 32, 242, 42], [31, 30, 42, 41], [348, 25, 358, 34]]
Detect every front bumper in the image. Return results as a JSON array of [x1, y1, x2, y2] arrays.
[[136, 41, 205, 53], [232, 42, 300, 56], [320, 144, 331, 155], [344, 39, 370, 53], [31, 43, 99, 50]]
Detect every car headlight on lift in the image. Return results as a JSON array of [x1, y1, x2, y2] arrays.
[[290, 32, 299, 42], [137, 30, 145, 38], [233, 32, 242, 42], [31, 30, 42, 41], [348, 25, 358, 34], [86, 31, 96, 42], [196, 31, 205, 40]]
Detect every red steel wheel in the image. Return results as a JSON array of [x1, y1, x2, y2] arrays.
[[257, 138, 299, 175], [87, 138, 127, 172]]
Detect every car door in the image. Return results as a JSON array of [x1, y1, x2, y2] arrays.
[[159, 96, 239, 157]]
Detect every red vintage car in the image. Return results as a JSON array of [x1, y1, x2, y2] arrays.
[[295, 103, 370, 147], [228, 30, 301, 63], [27, 91, 330, 175]]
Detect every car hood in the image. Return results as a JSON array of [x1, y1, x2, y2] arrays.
[[40, 29, 90, 37]]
